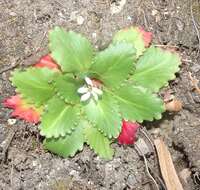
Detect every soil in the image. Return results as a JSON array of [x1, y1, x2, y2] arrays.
[[0, 0, 200, 189]]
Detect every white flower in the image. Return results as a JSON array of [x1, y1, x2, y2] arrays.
[[77, 77, 103, 102]]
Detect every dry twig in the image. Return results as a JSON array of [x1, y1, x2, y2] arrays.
[[135, 144, 160, 190], [190, 3, 200, 57], [0, 128, 16, 163]]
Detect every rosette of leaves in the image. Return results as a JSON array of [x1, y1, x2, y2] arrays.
[[8, 26, 181, 159]]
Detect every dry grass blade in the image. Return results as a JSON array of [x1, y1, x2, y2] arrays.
[[154, 139, 184, 190]]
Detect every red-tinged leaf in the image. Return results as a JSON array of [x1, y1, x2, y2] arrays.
[[34, 54, 59, 70], [3, 95, 42, 124], [138, 27, 152, 47], [11, 107, 40, 123], [3, 95, 21, 109], [113, 26, 152, 57], [4, 54, 57, 124], [118, 120, 140, 145]]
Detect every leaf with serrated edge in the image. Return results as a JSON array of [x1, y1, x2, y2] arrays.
[[90, 43, 136, 88], [43, 120, 88, 157], [108, 85, 164, 122], [11, 68, 57, 107], [49, 27, 94, 73], [40, 97, 80, 138], [131, 47, 181, 92], [3, 94, 42, 124], [113, 27, 150, 57], [54, 74, 81, 104], [85, 126, 114, 159], [84, 93, 121, 138]]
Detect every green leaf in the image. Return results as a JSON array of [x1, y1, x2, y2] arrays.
[[40, 97, 80, 138], [131, 47, 181, 92], [43, 120, 88, 157], [109, 85, 164, 122], [11, 68, 56, 106], [84, 94, 121, 138], [90, 43, 136, 88], [113, 27, 146, 57], [84, 126, 114, 159], [49, 27, 94, 73], [54, 74, 81, 104]]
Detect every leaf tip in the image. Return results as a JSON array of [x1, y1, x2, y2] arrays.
[[137, 27, 153, 47], [118, 120, 140, 145], [3, 95, 41, 124]]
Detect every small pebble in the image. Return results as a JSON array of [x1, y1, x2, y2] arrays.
[[92, 32, 97, 39], [58, 12, 66, 19], [151, 128, 161, 136], [77, 15, 84, 25], [127, 16, 132, 21], [110, 0, 126, 14], [191, 64, 200, 73], [70, 11, 78, 21], [135, 138, 153, 156], [127, 174, 137, 187], [69, 170, 78, 176], [32, 160, 37, 167], [176, 19, 184, 31], [7, 118, 16, 125], [152, 10, 158, 16], [9, 12, 17, 16], [179, 168, 191, 183]]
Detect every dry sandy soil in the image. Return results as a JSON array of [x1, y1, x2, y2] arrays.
[[0, 0, 200, 189]]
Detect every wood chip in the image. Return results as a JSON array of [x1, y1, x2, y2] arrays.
[[154, 139, 184, 190], [164, 99, 182, 112], [189, 72, 200, 95]]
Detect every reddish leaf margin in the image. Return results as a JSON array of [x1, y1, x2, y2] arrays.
[[3, 54, 59, 124]]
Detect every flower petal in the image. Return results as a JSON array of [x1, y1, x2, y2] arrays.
[[77, 86, 89, 94], [91, 91, 98, 101], [118, 120, 140, 145], [85, 77, 93, 86], [92, 87, 103, 95], [81, 92, 91, 102]]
